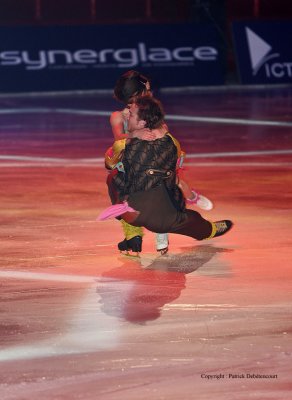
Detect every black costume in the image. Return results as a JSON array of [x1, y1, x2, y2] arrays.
[[107, 134, 213, 241]]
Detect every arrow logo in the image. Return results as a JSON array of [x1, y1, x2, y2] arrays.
[[245, 27, 279, 75]]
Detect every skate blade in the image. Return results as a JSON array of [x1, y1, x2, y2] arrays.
[[156, 246, 169, 255], [120, 250, 140, 258], [160, 248, 169, 255]]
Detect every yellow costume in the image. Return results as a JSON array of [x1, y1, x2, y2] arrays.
[[105, 139, 126, 170]]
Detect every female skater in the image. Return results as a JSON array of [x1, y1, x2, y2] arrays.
[[105, 70, 213, 254]]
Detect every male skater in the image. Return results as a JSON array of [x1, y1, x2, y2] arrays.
[[105, 95, 233, 249]]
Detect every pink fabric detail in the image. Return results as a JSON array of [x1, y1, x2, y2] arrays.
[[186, 189, 200, 205], [176, 156, 184, 170], [97, 202, 137, 221]]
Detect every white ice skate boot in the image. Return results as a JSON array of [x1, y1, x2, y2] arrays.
[[156, 233, 169, 255], [187, 189, 213, 211]]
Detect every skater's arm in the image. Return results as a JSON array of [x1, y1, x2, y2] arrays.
[[110, 111, 129, 141], [133, 129, 157, 141]]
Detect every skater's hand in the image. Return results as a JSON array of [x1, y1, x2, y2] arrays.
[[132, 128, 156, 141]]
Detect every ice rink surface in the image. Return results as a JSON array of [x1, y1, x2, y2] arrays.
[[0, 86, 292, 399]]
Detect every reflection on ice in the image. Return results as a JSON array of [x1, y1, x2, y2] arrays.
[[97, 245, 231, 323], [0, 288, 119, 362]]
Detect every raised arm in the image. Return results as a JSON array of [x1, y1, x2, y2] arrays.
[[110, 110, 129, 141]]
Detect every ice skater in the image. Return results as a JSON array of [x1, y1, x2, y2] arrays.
[[102, 95, 233, 250], [105, 70, 213, 254]]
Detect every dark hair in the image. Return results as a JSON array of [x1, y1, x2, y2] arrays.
[[114, 70, 150, 104], [135, 95, 165, 130]]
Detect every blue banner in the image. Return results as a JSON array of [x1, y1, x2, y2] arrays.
[[232, 21, 292, 85], [0, 24, 224, 92]]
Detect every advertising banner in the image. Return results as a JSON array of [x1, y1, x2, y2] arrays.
[[0, 24, 224, 92], [232, 21, 292, 85]]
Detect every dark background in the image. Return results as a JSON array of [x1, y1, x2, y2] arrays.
[[0, 0, 291, 85], [0, 1, 291, 25]]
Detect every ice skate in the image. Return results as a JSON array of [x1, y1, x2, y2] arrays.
[[187, 189, 213, 211], [118, 235, 142, 256], [156, 233, 169, 255], [118, 220, 143, 256], [206, 220, 233, 239]]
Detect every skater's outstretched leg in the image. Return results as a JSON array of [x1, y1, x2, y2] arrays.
[[168, 210, 233, 241]]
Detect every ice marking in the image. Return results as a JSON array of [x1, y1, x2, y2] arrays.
[[0, 107, 292, 127]]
